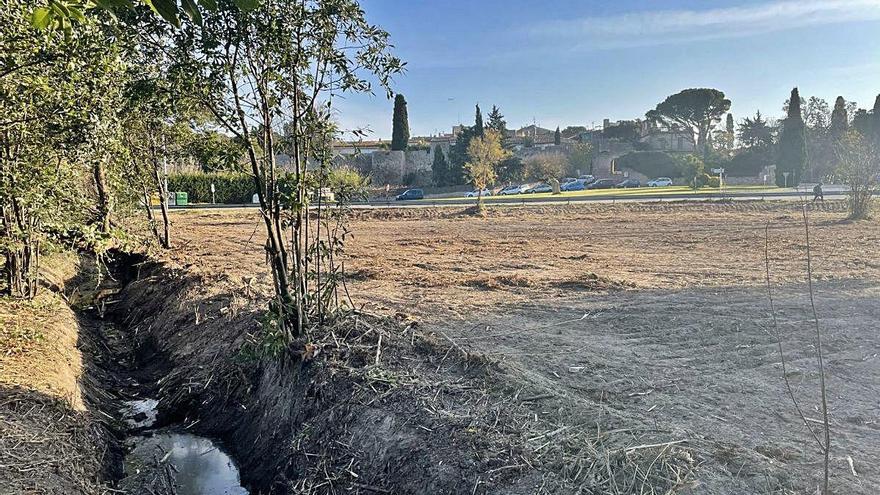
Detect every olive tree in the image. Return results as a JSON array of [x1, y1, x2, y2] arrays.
[[465, 130, 507, 207], [835, 130, 879, 219], [172, 0, 402, 341]]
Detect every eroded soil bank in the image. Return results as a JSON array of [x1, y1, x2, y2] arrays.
[[109, 257, 582, 494]]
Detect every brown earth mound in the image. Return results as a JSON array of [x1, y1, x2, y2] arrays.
[[109, 258, 703, 494]]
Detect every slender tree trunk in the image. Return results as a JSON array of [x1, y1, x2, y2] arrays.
[[93, 159, 111, 233], [141, 183, 162, 245], [151, 164, 171, 248], [228, 48, 296, 338]]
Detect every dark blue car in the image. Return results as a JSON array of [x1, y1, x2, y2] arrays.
[[561, 180, 585, 192], [395, 188, 424, 200]]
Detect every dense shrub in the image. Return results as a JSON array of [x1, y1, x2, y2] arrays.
[[695, 173, 710, 188], [168, 173, 256, 203], [707, 176, 721, 188], [727, 149, 773, 177], [615, 151, 680, 177], [524, 153, 566, 181]]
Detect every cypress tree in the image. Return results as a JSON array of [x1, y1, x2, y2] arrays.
[[391, 93, 409, 151], [554, 126, 561, 145], [448, 125, 477, 185], [474, 104, 484, 137], [830, 96, 848, 140], [776, 87, 807, 187], [873, 94, 880, 147], [431, 145, 449, 186]]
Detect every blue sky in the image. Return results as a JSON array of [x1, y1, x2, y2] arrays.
[[332, 0, 880, 139]]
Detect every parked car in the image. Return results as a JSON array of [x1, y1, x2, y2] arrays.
[[616, 179, 640, 188], [647, 177, 673, 187], [561, 177, 577, 185], [395, 188, 424, 200], [578, 175, 596, 185], [587, 178, 617, 189], [525, 183, 552, 193], [464, 188, 492, 198], [561, 180, 586, 192], [498, 185, 523, 195]]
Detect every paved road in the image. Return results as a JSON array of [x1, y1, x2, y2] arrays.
[[169, 187, 847, 210]]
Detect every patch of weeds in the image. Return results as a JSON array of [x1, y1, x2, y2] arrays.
[[238, 306, 287, 361], [555, 272, 636, 291], [0, 321, 45, 356]]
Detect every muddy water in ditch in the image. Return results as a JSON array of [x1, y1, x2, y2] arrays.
[[120, 399, 248, 495]]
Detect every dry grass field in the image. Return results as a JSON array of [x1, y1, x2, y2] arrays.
[[165, 201, 880, 493]]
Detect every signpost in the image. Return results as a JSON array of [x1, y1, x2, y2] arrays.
[[210, 183, 216, 204], [711, 167, 725, 189], [783, 171, 790, 188]]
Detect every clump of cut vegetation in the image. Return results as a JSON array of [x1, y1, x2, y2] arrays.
[[466, 274, 535, 290], [556, 272, 637, 291]]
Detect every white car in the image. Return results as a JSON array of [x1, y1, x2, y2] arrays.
[[464, 189, 492, 198], [498, 185, 523, 195], [647, 177, 673, 187]]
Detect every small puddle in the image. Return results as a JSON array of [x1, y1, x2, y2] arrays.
[[120, 398, 248, 494], [125, 432, 248, 495], [120, 399, 159, 428]]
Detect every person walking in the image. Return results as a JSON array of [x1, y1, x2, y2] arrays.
[[812, 182, 824, 203]]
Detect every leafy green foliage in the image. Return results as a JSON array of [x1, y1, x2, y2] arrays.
[[172, 0, 403, 340], [496, 155, 524, 183], [2, 3, 131, 297], [777, 87, 808, 186], [524, 153, 566, 181], [390, 93, 409, 151], [673, 154, 705, 188], [431, 145, 449, 186], [737, 111, 775, 151], [29, 0, 241, 31], [474, 104, 484, 137], [487, 105, 506, 135], [465, 130, 507, 202], [727, 149, 773, 177], [168, 173, 255, 203], [615, 151, 681, 178], [567, 143, 593, 176], [647, 88, 731, 156], [835, 130, 879, 219], [448, 125, 478, 185]]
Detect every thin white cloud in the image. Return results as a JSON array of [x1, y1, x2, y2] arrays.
[[528, 0, 880, 49]]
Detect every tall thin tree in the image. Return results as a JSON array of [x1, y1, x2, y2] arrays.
[[830, 96, 848, 141], [391, 93, 409, 151], [474, 104, 484, 137], [777, 87, 808, 187]]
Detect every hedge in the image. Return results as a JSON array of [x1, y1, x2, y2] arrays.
[[615, 151, 681, 178], [727, 149, 772, 177], [168, 173, 255, 204]]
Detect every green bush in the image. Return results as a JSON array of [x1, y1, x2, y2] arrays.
[[615, 151, 680, 178], [707, 176, 721, 188], [169, 168, 370, 205], [728, 149, 772, 177], [694, 173, 710, 188], [168, 173, 256, 204]]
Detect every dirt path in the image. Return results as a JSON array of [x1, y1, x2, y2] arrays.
[[168, 201, 880, 493], [444, 280, 880, 493]]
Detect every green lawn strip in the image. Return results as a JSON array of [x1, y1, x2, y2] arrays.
[[428, 185, 785, 202]]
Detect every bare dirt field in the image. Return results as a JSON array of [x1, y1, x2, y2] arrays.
[[167, 201, 880, 494]]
